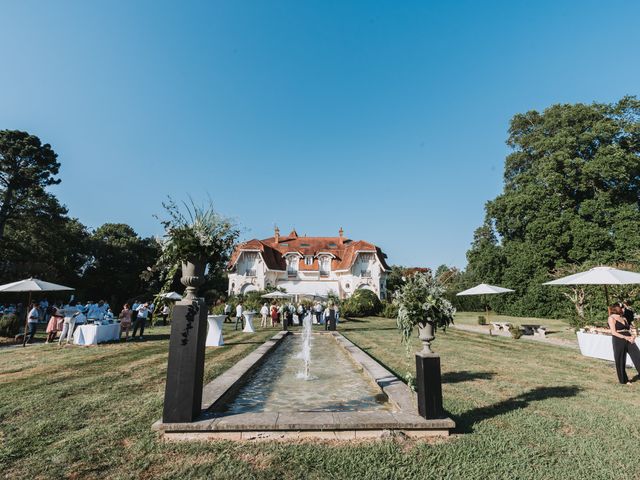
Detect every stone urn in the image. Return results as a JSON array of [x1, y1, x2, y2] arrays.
[[180, 257, 206, 300], [418, 319, 435, 354]]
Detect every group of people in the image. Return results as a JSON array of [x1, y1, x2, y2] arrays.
[[225, 301, 340, 331], [607, 300, 640, 384], [23, 298, 171, 345]]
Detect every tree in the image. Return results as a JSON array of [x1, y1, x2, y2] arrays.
[[0, 131, 60, 242], [0, 191, 89, 286], [467, 97, 640, 317], [82, 223, 160, 308]]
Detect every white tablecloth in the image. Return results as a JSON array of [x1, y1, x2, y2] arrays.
[[577, 331, 638, 367], [74, 323, 121, 346], [206, 315, 225, 347], [242, 312, 255, 333]]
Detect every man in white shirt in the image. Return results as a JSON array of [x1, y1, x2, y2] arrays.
[[235, 302, 244, 331], [224, 303, 231, 322], [59, 302, 79, 345], [260, 303, 269, 328], [24, 302, 40, 344], [132, 303, 149, 340]]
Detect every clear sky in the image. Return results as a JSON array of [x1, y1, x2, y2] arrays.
[[1, 0, 639, 268]]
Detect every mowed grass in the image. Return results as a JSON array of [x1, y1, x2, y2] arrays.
[[453, 311, 578, 342], [1, 317, 639, 479]]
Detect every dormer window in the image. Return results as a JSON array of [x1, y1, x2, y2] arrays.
[[300, 243, 311, 247], [328, 243, 337, 248], [319, 256, 331, 276]]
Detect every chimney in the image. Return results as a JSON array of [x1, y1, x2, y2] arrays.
[[274, 226, 280, 244], [339, 227, 344, 244]]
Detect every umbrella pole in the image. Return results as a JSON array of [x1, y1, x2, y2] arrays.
[[22, 292, 32, 347], [604, 285, 610, 306]]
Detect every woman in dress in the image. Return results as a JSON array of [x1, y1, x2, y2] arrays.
[[119, 303, 132, 341], [270, 304, 279, 327], [608, 303, 640, 384], [45, 304, 65, 343]]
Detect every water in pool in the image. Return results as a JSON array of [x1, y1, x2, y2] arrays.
[[220, 334, 390, 413]]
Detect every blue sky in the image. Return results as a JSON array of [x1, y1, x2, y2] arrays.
[[1, 0, 639, 268]]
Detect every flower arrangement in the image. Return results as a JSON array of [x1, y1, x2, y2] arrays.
[[393, 272, 455, 351], [153, 197, 239, 297]]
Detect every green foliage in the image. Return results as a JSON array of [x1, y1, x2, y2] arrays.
[[0, 130, 61, 242], [478, 315, 486, 325], [82, 223, 159, 308], [152, 197, 239, 295], [466, 97, 640, 317], [509, 324, 523, 339], [393, 272, 455, 347], [382, 301, 399, 319], [341, 289, 383, 318], [0, 314, 19, 337]]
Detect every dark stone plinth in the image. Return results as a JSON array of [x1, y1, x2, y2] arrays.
[[163, 298, 208, 423], [415, 352, 444, 419]]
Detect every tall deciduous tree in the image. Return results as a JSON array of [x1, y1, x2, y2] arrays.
[[0, 131, 60, 241], [82, 223, 160, 308], [467, 97, 640, 317]]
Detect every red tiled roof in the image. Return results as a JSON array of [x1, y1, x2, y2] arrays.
[[228, 233, 390, 271]]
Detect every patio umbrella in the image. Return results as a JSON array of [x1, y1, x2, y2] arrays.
[[0, 278, 74, 346], [456, 283, 515, 323], [543, 266, 640, 305], [261, 291, 293, 299], [160, 291, 182, 301]]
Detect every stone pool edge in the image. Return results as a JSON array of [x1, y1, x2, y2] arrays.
[[153, 330, 455, 440]]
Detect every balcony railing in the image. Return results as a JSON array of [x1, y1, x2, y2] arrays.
[[287, 270, 297, 277], [244, 269, 256, 276], [360, 270, 372, 278], [319, 270, 330, 277]]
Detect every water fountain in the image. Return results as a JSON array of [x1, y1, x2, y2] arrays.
[[296, 312, 313, 380]]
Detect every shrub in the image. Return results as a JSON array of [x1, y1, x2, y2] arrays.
[[509, 324, 523, 339], [0, 314, 20, 337], [382, 301, 399, 319], [478, 315, 486, 325], [342, 289, 383, 318]]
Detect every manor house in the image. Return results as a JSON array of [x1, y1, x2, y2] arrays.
[[227, 227, 390, 299]]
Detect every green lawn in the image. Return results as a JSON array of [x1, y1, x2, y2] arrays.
[[1, 317, 639, 479], [454, 311, 578, 342]]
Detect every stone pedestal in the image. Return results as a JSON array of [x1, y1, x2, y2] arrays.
[[415, 352, 444, 419], [163, 298, 208, 423]]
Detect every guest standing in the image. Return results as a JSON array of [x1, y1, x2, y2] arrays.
[[608, 304, 640, 384], [235, 302, 244, 330], [224, 303, 231, 323], [160, 304, 170, 325], [271, 305, 279, 327], [119, 303, 132, 341], [45, 305, 64, 343], [133, 303, 149, 340], [25, 302, 40, 344], [59, 301, 79, 345], [260, 303, 269, 328], [325, 303, 337, 331]]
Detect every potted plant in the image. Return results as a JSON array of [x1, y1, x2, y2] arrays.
[[153, 198, 239, 300], [394, 272, 455, 353]]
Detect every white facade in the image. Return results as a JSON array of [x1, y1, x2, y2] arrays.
[[228, 249, 388, 299]]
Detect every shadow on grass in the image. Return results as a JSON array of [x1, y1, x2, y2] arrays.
[[442, 370, 496, 384], [453, 385, 582, 433], [223, 340, 265, 346], [131, 333, 170, 342]]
